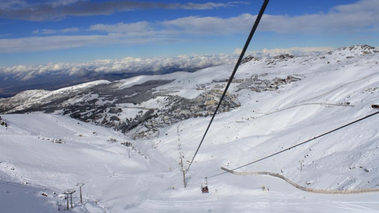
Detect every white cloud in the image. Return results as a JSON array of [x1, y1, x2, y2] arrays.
[[234, 48, 243, 54], [0, 1, 241, 21], [0, 54, 237, 80], [50, 0, 81, 7], [0, 32, 176, 53], [89, 22, 152, 35], [0, 0, 378, 53], [179, 2, 229, 10], [32, 29, 57, 35], [61, 27, 79, 33], [0, 0, 27, 9], [32, 27, 79, 35], [161, 14, 252, 35], [254, 47, 334, 57], [161, 0, 379, 35], [234, 46, 333, 58], [0, 35, 105, 53]]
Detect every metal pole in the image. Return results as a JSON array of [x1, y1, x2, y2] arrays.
[[77, 183, 85, 205], [66, 194, 69, 210], [80, 186, 83, 204], [180, 157, 187, 188], [70, 194, 73, 208]]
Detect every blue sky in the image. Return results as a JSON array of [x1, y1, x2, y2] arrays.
[[0, 0, 378, 66]]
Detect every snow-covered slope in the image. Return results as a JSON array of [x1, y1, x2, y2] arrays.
[[0, 113, 170, 212], [0, 45, 379, 212], [0, 80, 111, 113]]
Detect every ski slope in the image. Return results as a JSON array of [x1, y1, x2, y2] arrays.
[[1, 45, 379, 212]]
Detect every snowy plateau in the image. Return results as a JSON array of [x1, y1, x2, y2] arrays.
[[0, 45, 379, 212]]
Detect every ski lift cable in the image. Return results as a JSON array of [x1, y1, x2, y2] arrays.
[[186, 0, 270, 173], [207, 110, 379, 180]]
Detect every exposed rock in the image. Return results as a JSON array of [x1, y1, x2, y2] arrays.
[[107, 138, 118, 143], [335, 45, 376, 56], [121, 141, 132, 147], [241, 55, 259, 64], [125, 90, 240, 139], [0, 116, 7, 127], [273, 54, 294, 60], [266, 54, 295, 65], [108, 107, 122, 114], [110, 116, 120, 121]]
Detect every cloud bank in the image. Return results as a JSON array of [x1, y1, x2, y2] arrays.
[[0, 0, 240, 21], [1, 54, 236, 80]]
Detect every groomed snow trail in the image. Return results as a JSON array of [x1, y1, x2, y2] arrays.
[[221, 167, 379, 194]]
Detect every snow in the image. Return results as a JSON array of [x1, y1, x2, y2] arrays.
[[0, 179, 58, 213], [1, 47, 379, 212], [3, 80, 111, 113]]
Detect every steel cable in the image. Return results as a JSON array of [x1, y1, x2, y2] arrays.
[[187, 0, 270, 173]]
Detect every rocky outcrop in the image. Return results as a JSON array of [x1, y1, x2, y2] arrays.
[[0, 116, 7, 127], [236, 75, 301, 92], [99, 89, 240, 139], [273, 54, 294, 60], [241, 55, 259, 64]]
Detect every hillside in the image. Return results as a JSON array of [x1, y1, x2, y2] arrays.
[[0, 45, 379, 212]]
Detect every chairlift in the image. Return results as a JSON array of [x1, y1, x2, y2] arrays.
[[201, 177, 209, 193]]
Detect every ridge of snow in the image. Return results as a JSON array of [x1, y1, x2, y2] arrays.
[[2, 80, 111, 112]]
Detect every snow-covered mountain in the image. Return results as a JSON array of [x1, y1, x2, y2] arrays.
[[1, 44, 379, 212]]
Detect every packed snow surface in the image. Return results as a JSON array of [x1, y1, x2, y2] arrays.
[[1, 45, 379, 212]]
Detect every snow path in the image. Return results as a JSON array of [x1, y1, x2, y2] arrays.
[[221, 167, 379, 194]]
